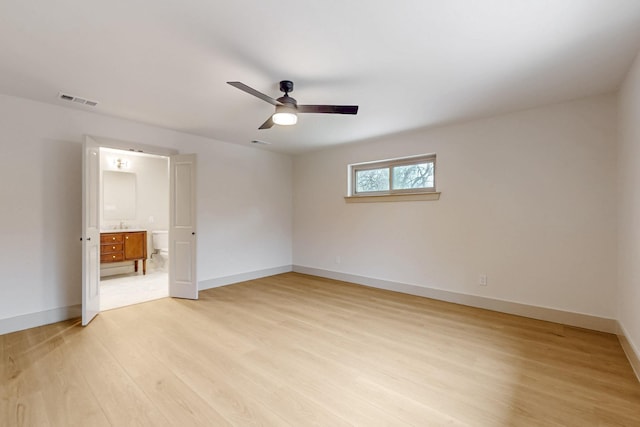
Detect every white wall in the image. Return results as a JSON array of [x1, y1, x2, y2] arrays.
[[293, 94, 618, 318], [618, 50, 640, 357], [0, 93, 292, 323]]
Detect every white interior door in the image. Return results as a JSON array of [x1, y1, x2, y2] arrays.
[[169, 154, 198, 299], [82, 136, 101, 325]]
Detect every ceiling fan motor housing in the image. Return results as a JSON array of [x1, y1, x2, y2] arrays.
[[279, 80, 294, 94], [277, 95, 297, 107]]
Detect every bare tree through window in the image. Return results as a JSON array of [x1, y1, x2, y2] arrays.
[[356, 168, 389, 192], [392, 163, 434, 190], [351, 155, 436, 195]]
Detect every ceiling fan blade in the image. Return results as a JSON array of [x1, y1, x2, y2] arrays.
[[259, 116, 274, 129], [298, 105, 359, 115], [227, 81, 281, 106]]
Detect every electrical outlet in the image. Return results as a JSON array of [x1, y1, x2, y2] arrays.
[[479, 274, 487, 286]]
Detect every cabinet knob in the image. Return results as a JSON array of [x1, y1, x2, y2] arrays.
[[126, 236, 129, 240], [112, 255, 116, 259], [112, 246, 116, 250], [112, 237, 116, 240]]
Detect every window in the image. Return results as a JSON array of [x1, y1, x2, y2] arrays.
[[349, 154, 436, 197]]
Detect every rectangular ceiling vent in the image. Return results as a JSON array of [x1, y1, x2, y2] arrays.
[[58, 92, 99, 107]]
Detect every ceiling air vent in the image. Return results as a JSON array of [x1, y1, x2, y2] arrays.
[[58, 92, 99, 107]]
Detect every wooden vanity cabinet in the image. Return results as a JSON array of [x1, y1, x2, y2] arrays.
[[100, 231, 147, 274]]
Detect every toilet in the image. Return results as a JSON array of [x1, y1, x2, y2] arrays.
[[151, 230, 169, 271]]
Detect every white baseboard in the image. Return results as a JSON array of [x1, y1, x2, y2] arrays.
[[199, 265, 293, 291], [0, 304, 81, 336], [292, 265, 618, 334], [617, 322, 640, 383]]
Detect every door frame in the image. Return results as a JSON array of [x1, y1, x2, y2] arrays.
[[88, 136, 179, 158]]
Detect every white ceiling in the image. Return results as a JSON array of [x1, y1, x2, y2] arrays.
[[2, 1, 640, 154]]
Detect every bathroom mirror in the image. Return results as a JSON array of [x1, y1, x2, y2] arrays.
[[103, 171, 136, 220]]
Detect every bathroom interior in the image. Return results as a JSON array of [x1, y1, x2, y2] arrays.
[[99, 147, 170, 310]]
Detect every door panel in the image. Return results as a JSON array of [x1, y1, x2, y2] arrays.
[[173, 241, 193, 283], [169, 154, 197, 299], [174, 162, 193, 226], [82, 136, 101, 325]]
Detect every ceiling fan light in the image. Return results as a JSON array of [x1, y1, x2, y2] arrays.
[[272, 112, 298, 126], [272, 105, 298, 125]]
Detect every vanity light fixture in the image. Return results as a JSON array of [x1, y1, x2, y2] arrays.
[[113, 158, 130, 169]]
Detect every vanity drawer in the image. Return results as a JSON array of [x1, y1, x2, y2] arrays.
[[101, 243, 123, 254], [101, 233, 124, 244], [101, 252, 124, 262]]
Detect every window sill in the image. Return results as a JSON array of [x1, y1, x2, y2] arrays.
[[344, 192, 441, 203]]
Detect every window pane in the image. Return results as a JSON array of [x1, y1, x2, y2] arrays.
[[356, 168, 389, 192], [392, 162, 434, 190]]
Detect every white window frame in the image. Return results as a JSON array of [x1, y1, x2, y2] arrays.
[[349, 154, 437, 197]]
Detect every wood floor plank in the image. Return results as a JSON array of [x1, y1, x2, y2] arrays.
[[1, 320, 111, 427], [193, 290, 472, 425], [2, 272, 640, 426], [252, 276, 639, 391], [93, 306, 283, 426], [62, 319, 173, 426], [123, 301, 355, 426]]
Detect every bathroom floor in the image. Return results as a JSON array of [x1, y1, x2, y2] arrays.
[[100, 270, 169, 311]]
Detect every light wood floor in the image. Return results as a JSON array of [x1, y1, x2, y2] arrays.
[[2, 273, 640, 426]]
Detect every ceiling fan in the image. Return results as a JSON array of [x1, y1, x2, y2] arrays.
[[227, 80, 358, 129]]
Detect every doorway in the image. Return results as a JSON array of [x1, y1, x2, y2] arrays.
[[98, 147, 170, 310], [82, 135, 198, 325]]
